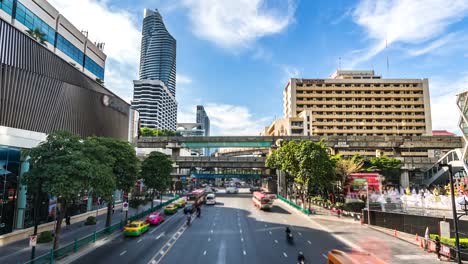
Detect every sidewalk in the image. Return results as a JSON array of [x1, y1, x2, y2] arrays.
[[280, 200, 447, 264], [0, 198, 168, 264]]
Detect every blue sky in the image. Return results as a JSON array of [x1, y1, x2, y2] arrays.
[[49, 0, 468, 135]]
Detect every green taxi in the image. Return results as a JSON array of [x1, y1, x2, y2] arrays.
[[164, 204, 178, 215], [174, 199, 186, 208], [123, 221, 149, 237]]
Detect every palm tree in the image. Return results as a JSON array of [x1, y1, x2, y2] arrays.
[[25, 28, 47, 46], [335, 155, 364, 199]]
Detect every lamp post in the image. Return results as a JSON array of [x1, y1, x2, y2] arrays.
[[366, 181, 371, 226], [439, 163, 461, 264]]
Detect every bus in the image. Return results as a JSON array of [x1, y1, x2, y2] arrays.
[[252, 191, 273, 210], [187, 189, 206, 207], [327, 249, 386, 264]]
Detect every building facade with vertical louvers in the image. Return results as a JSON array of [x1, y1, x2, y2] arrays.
[[0, 16, 134, 235], [132, 9, 177, 130]]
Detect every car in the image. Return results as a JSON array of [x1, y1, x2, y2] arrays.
[[205, 193, 216, 205], [146, 212, 164, 225], [226, 187, 238, 194], [124, 221, 149, 236], [250, 186, 262, 193], [175, 199, 186, 208], [164, 204, 178, 215], [183, 204, 196, 214]]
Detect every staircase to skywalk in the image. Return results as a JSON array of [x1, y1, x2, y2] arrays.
[[423, 148, 468, 186]]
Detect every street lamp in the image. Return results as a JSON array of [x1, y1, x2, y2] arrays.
[[438, 163, 462, 264]]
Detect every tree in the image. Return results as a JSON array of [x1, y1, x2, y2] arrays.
[[366, 155, 402, 183], [266, 141, 300, 198], [22, 131, 111, 249], [25, 28, 46, 45], [139, 127, 176, 137], [140, 151, 173, 208], [88, 137, 139, 227], [334, 154, 364, 200], [296, 141, 336, 206]]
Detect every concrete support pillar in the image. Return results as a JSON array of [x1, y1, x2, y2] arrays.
[[15, 156, 30, 229], [171, 148, 180, 159], [400, 170, 410, 188]]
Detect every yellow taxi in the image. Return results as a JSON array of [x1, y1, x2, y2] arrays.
[[174, 198, 186, 208], [164, 204, 178, 215], [123, 221, 149, 237]]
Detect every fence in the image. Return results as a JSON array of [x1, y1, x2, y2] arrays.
[[277, 194, 310, 215], [23, 196, 180, 264]]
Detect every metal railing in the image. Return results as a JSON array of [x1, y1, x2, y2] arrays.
[[277, 195, 310, 215], [423, 149, 467, 185], [23, 196, 180, 264]]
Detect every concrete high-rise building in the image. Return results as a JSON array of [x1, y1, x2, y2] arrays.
[[262, 70, 432, 137], [196, 105, 210, 136], [132, 9, 177, 130]]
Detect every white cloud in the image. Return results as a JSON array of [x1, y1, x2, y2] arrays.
[[349, 0, 468, 67], [176, 73, 192, 85], [203, 103, 271, 136], [407, 32, 459, 56], [48, 0, 142, 101], [182, 0, 296, 49], [430, 73, 468, 134]]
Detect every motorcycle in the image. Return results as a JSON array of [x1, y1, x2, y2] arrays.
[[286, 232, 293, 243]]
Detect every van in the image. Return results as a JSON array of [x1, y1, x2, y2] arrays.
[[206, 193, 216, 205]]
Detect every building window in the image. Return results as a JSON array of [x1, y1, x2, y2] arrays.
[[0, 0, 13, 15], [84, 56, 105, 80], [15, 2, 56, 44], [56, 34, 84, 66]]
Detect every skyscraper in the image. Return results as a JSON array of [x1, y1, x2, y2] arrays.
[[196, 105, 210, 136], [132, 9, 177, 130]]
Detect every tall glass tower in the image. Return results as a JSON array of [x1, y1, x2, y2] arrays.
[[132, 9, 177, 130], [139, 9, 176, 96]]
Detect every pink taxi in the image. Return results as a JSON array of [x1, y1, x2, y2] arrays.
[[146, 212, 165, 225]]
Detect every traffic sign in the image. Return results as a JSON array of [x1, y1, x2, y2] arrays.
[[29, 235, 37, 247], [123, 202, 129, 211]]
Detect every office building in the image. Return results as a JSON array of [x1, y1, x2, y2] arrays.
[[262, 70, 432, 137], [0, 0, 106, 81], [0, 13, 135, 235], [132, 9, 177, 130], [196, 105, 210, 136]]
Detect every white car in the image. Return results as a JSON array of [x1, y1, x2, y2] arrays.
[[226, 187, 238, 194], [205, 193, 216, 205]]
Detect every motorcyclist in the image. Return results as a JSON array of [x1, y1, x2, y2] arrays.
[[297, 252, 305, 263], [186, 214, 191, 226], [285, 226, 293, 241]]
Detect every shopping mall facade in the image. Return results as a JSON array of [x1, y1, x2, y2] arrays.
[[0, 12, 138, 234]]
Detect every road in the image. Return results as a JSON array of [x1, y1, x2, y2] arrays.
[[0, 199, 167, 264], [67, 189, 442, 264]]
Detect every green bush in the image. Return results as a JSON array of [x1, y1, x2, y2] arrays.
[[37, 231, 53, 243], [430, 234, 468, 248], [343, 201, 365, 212], [84, 216, 96, 225]]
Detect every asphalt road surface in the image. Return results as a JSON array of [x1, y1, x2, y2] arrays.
[[68, 189, 442, 264]]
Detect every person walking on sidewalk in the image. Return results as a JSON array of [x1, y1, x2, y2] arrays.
[[435, 236, 441, 260]]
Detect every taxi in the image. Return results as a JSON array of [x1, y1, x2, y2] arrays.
[[164, 204, 178, 215], [146, 212, 165, 225], [175, 198, 186, 208], [123, 221, 149, 237]]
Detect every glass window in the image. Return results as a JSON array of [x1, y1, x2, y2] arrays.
[[84, 56, 105, 80], [15, 2, 55, 44], [0, 0, 14, 15], [56, 34, 84, 66]]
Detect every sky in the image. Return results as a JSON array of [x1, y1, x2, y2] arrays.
[[48, 0, 468, 136]]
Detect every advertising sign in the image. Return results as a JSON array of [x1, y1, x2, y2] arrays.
[[29, 235, 37, 247], [122, 202, 129, 211]]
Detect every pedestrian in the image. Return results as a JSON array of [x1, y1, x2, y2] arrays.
[[112, 203, 115, 215], [435, 236, 441, 260], [65, 214, 71, 229]]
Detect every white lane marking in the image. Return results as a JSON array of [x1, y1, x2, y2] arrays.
[[241, 237, 244, 242], [137, 238, 142, 243], [274, 240, 278, 244], [264, 224, 267, 227], [240, 229, 242, 234], [298, 232, 302, 236], [208, 237, 211, 242], [283, 252, 288, 258], [211, 229, 214, 234], [268, 231, 272, 235], [160, 250, 165, 255], [156, 232, 165, 240], [307, 240, 311, 244], [203, 250, 207, 256], [243, 250, 247, 255], [322, 254, 327, 259], [120, 250, 127, 256]]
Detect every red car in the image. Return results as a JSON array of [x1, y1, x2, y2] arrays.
[[146, 212, 164, 225]]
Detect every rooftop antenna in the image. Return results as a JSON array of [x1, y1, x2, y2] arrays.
[[338, 57, 342, 70], [385, 37, 390, 76]]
